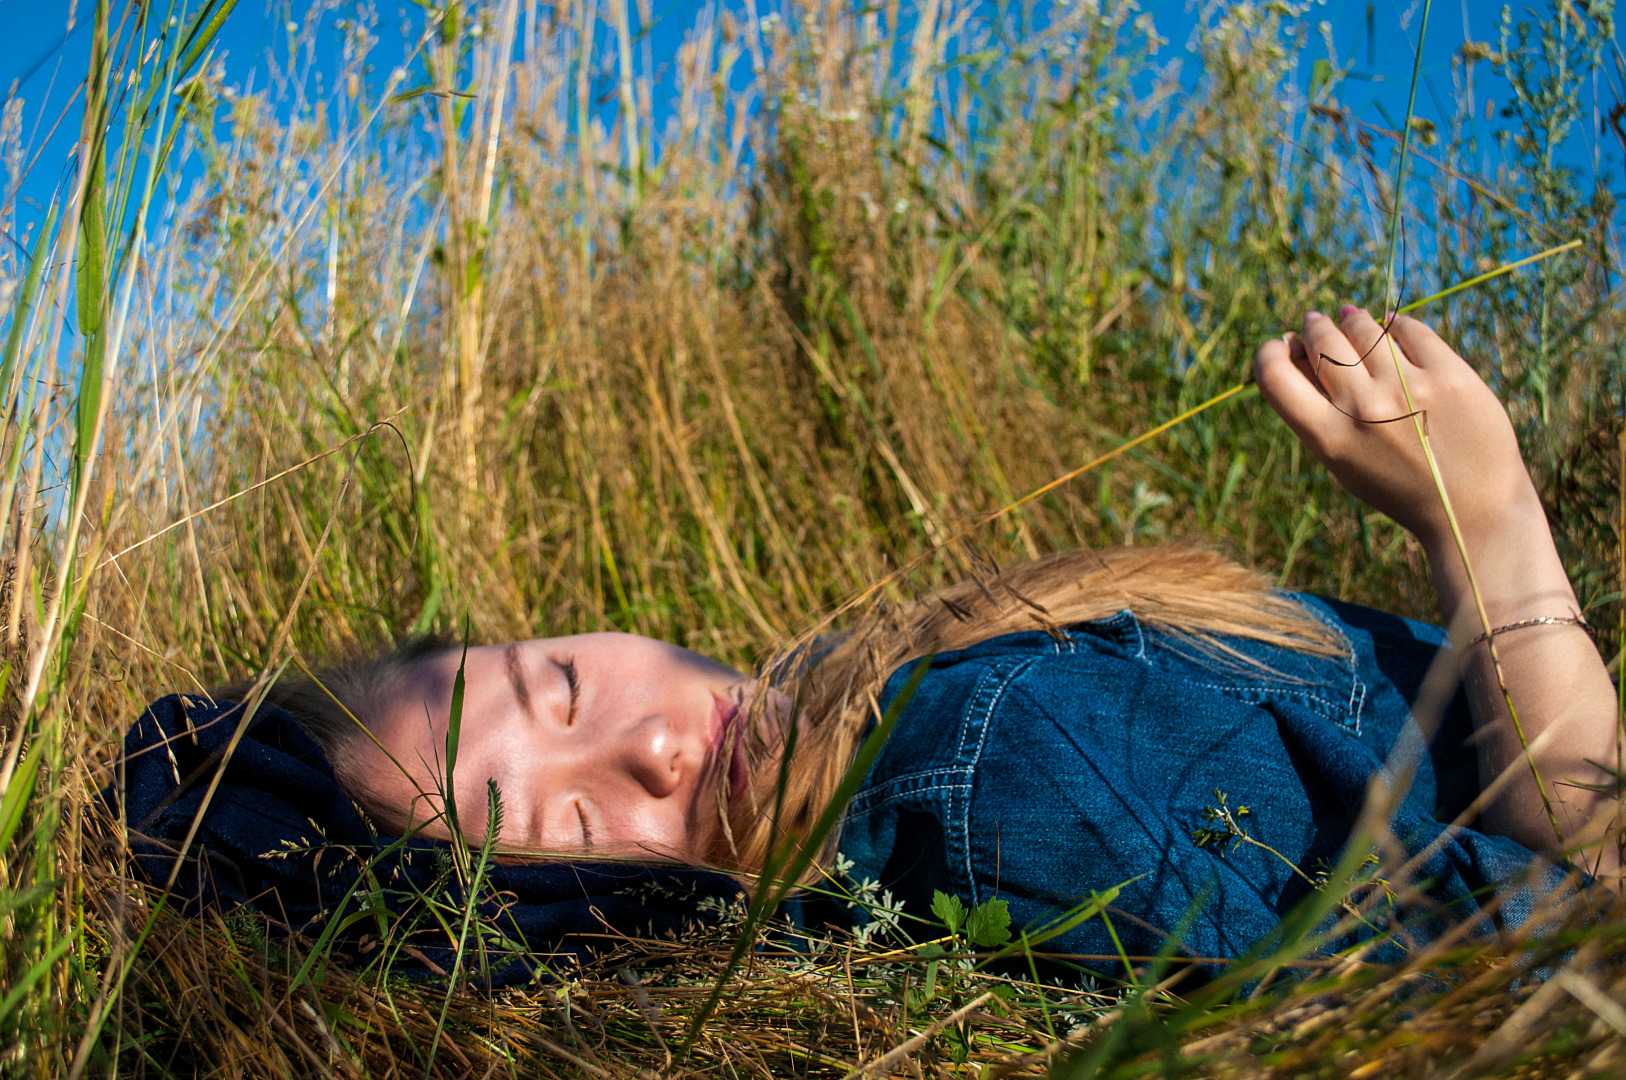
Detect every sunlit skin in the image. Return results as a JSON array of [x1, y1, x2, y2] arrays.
[[353, 633, 789, 860], [348, 308, 1615, 874], [1259, 308, 1620, 872]]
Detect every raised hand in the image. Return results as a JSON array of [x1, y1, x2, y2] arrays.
[[1253, 306, 1540, 553], [1254, 305, 1619, 875]]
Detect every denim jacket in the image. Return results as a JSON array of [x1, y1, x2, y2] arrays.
[[835, 595, 1562, 968]]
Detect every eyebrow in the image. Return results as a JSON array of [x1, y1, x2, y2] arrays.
[[504, 643, 535, 721]]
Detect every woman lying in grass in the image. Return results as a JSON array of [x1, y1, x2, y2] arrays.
[[119, 308, 1615, 975]]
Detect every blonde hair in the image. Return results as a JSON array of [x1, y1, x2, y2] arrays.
[[707, 544, 1343, 878]]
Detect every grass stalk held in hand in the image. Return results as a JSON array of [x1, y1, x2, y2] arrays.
[[1374, 0, 1566, 851], [827, 239, 1582, 634], [828, 384, 1253, 623]]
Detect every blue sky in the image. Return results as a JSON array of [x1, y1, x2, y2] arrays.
[[0, 0, 1614, 249]]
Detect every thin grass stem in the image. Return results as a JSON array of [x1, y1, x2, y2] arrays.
[[1376, 0, 1565, 849]]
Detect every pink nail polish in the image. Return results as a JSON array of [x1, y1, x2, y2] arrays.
[[1306, 311, 1325, 321], [1338, 304, 1359, 319]]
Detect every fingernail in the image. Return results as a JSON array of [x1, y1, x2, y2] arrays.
[[1305, 310, 1325, 322], [1338, 304, 1361, 320]]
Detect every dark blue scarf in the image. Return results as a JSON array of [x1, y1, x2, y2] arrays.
[[103, 694, 744, 986]]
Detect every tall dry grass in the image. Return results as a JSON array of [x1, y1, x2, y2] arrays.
[[2, 0, 1625, 1074]]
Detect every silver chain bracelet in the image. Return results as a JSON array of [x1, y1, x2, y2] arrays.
[[1465, 614, 1596, 651]]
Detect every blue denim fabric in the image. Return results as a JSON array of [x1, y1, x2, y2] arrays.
[[835, 594, 1565, 969]]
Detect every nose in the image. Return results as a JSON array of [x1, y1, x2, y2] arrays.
[[618, 714, 689, 798]]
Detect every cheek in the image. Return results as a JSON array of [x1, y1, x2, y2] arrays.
[[599, 798, 699, 857]]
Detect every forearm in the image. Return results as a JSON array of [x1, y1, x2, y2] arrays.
[[1421, 495, 1619, 874], [1255, 308, 1620, 874]]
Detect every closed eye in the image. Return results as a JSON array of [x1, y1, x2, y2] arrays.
[[557, 656, 580, 726], [575, 800, 593, 850]]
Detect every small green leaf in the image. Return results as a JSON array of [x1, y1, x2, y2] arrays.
[[965, 899, 1012, 948], [1309, 58, 1333, 103], [931, 890, 965, 935]]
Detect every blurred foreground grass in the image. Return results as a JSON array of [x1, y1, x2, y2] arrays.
[[2, 0, 1626, 1075]]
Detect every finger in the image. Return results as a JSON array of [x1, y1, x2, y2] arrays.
[[1285, 331, 1317, 384], [1336, 305, 1411, 376], [1299, 310, 1372, 402], [1385, 313, 1459, 369], [1336, 304, 1385, 359], [1255, 337, 1343, 456]]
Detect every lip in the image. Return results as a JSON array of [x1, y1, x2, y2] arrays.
[[711, 693, 750, 802]]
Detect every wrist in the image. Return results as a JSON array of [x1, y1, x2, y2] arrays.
[[1419, 497, 1578, 635], [1411, 481, 1547, 566]]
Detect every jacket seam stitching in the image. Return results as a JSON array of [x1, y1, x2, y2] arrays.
[[1297, 598, 1367, 733], [955, 657, 1038, 903], [845, 768, 971, 815], [842, 781, 973, 816]]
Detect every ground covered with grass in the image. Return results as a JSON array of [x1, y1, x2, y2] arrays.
[[3, 0, 1626, 1075]]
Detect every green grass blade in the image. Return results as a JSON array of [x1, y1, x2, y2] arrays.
[[428, 777, 506, 1071], [443, 620, 470, 847], [0, 202, 58, 405], [0, 936, 73, 1029], [284, 904, 394, 999], [72, 333, 105, 498], [173, 0, 241, 93], [681, 653, 935, 1055], [0, 745, 42, 853], [75, 24, 108, 343], [988, 877, 1137, 960], [75, 178, 105, 340], [72, 5, 110, 500]]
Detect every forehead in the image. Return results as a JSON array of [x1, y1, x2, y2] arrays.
[[378, 631, 736, 718], [363, 644, 560, 776]]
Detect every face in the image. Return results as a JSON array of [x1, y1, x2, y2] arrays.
[[355, 633, 783, 861]]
